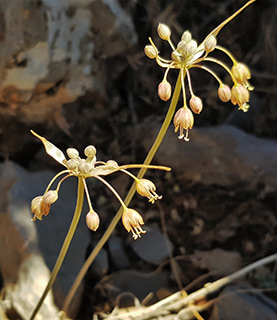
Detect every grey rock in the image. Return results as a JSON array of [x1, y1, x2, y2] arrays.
[[156, 125, 277, 189], [209, 284, 277, 320], [0, 161, 90, 309], [109, 236, 130, 269], [130, 226, 173, 265], [90, 241, 109, 277], [4, 255, 59, 320], [96, 269, 170, 301]]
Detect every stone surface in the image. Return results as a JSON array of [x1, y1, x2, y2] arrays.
[[109, 236, 130, 269], [0, 161, 90, 308], [96, 269, 170, 301], [130, 226, 173, 265], [4, 255, 59, 320], [0, 0, 137, 123], [155, 125, 277, 189], [209, 284, 277, 320], [190, 249, 241, 274]]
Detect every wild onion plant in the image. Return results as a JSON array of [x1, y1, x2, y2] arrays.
[[29, 1, 256, 319]]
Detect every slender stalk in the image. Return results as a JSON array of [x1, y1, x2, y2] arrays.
[[29, 177, 84, 320], [62, 71, 183, 315]]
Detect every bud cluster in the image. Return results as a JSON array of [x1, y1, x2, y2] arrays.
[[145, 1, 255, 141]]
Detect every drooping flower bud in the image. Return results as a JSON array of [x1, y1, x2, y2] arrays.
[[66, 148, 79, 159], [231, 84, 249, 107], [122, 208, 146, 240], [86, 210, 100, 231], [189, 95, 203, 114], [144, 45, 157, 59], [218, 84, 232, 102], [158, 80, 171, 101], [136, 179, 162, 203], [43, 190, 58, 204], [204, 35, 217, 53], [181, 30, 192, 43], [157, 23, 171, 41], [231, 63, 251, 84], [173, 107, 194, 141]]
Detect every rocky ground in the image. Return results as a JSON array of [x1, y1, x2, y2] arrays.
[[0, 0, 276, 319]]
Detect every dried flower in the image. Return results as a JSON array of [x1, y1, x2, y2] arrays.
[[31, 196, 50, 221], [136, 179, 162, 203], [86, 210, 100, 231], [122, 208, 146, 240], [173, 107, 194, 141]]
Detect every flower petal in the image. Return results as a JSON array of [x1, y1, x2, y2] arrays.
[[31, 130, 67, 167]]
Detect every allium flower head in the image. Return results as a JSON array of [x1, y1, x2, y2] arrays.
[[145, 0, 255, 140], [30, 131, 170, 238]]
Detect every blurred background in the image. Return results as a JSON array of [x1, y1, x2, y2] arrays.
[[0, 0, 276, 319]]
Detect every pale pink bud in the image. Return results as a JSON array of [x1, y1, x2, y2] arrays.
[[86, 210, 100, 231], [218, 85, 232, 102], [189, 96, 203, 114], [158, 80, 171, 101], [43, 190, 58, 204]]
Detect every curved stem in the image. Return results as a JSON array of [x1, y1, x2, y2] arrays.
[[45, 170, 71, 193], [29, 177, 84, 320], [62, 70, 183, 315]]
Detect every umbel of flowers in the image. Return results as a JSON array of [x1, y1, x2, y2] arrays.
[[145, 0, 255, 141], [30, 131, 170, 240]]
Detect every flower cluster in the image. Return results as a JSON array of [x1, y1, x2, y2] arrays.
[[145, 0, 255, 141], [30, 131, 170, 239]]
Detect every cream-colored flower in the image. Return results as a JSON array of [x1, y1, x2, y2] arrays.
[[122, 208, 146, 240]]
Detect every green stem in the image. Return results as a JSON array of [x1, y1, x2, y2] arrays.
[[29, 177, 84, 320], [62, 70, 183, 315]]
